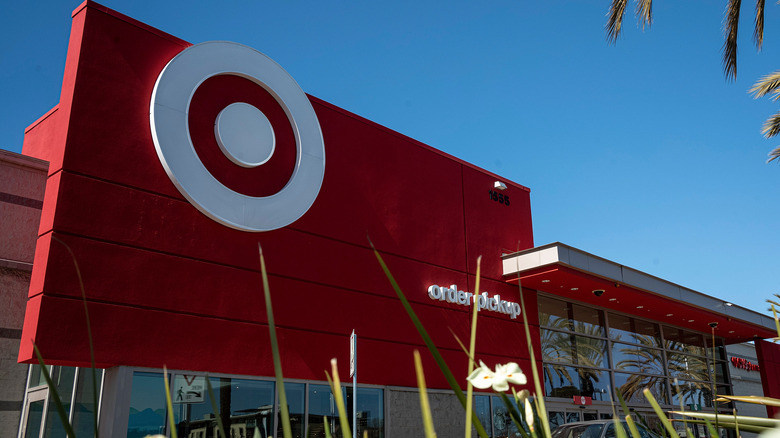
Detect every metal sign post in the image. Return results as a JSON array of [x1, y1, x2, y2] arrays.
[[350, 330, 356, 438]]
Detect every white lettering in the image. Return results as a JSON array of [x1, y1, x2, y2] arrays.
[[426, 285, 522, 319]]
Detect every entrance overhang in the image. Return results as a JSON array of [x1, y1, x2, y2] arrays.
[[502, 242, 777, 343]]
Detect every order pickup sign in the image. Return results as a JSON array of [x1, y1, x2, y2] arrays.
[[173, 375, 205, 404]]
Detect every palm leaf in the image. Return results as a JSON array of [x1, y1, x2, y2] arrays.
[[760, 111, 780, 138], [607, 0, 628, 43], [754, 0, 765, 49], [636, 0, 653, 30], [768, 146, 780, 163], [750, 71, 780, 98], [723, 0, 741, 80]]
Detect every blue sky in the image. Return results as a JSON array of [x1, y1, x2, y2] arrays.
[[3, 0, 780, 316]]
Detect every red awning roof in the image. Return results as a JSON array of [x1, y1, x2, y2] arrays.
[[502, 243, 777, 344]]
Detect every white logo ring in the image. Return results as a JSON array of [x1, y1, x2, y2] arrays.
[[150, 41, 325, 232]]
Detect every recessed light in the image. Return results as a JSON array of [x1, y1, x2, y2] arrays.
[[729, 330, 735, 333], [571, 287, 579, 291], [609, 298, 617, 301], [666, 313, 673, 317], [725, 302, 733, 307], [688, 319, 695, 323], [636, 306, 644, 309], [542, 280, 550, 283]]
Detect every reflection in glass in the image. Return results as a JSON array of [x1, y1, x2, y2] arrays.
[[127, 372, 167, 438], [344, 386, 384, 438], [671, 380, 713, 408], [544, 365, 609, 399], [548, 411, 565, 430], [308, 384, 339, 438], [279, 382, 305, 438], [473, 396, 491, 437], [667, 353, 709, 382], [608, 314, 661, 347], [492, 395, 522, 438], [570, 304, 605, 337], [539, 296, 570, 330], [612, 343, 664, 375], [614, 372, 668, 404], [24, 400, 45, 438], [663, 327, 706, 357], [44, 367, 77, 438], [172, 377, 275, 438], [71, 368, 103, 437], [540, 330, 607, 369]]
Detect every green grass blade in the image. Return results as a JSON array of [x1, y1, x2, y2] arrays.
[[643, 389, 679, 438], [258, 245, 292, 438], [465, 256, 482, 438], [670, 419, 772, 434], [163, 366, 178, 438], [716, 394, 780, 407], [669, 411, 780, 427], [414, 350, 437, 438], [323, 416, 333, 438], [327, 360, 352, 438], [205, 375, 227, 437], [52, 236, 99, 438], [625, 415, 641, 438], [32, 345, 76, 438], [370, 241, 489, 437], [613, 416, 629, 438]]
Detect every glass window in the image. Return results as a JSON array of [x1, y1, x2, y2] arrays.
[[278, 382, 305, 438], [473, 396, 491, 437], [608, 314, 661, 347], [344, 386, 384, 438], [544, 365, 609, 399], [611, 343, 664, 375], [670, 380, 713, 408], [308, 384, 339, 438], [573, 336, 608, 368], [541, 329, 575, 364], [127, 372, 167, 438], [171, 376, 275, 438], [492, 395, 523, 438], [24, 399, 45, 438], [667, 353, 710, 382], [663, 327, 706, 357], [570, 304, 605, 337], [548, 411, 565, 430], [614, 373, 668, 405], [28, 365, 51, 389], [71, 368, 103, 437], [539, 296, 571, 330], [43, 366, 77, 438]]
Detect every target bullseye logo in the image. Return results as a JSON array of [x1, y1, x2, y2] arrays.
[[150, 41, 325, 232]]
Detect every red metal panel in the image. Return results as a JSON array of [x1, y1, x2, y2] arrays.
[[19, 1, 536, 393], [755, 340, 780, 418]]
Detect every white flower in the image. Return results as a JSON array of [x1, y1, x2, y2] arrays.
[[467, 360, 527, 392]]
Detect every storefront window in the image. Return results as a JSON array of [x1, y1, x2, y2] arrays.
[[670, 380, 713, 408], [608, 314, 662, 347], [70, 368, 102, 437], [491, 395, 523, 438], [171, 376, 275, 438], [473, 396, 491, 436], [539, 296, 571, 330], [663, 327, 707, 357], [667, 353, 710, 381], [544, 365, 609, 399], [614, 372, 668, 405], [43, 367, 76, 438], [278, 382, 305, 438], [127, 372, 167, 438], [611, 343, 664, 375], [570, 304, 605, 337]]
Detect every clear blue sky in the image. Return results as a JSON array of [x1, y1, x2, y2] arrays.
[[3, 0, 779, 316]]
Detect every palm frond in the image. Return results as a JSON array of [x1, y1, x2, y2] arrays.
[[723, 0, 741, 80], [750, 71, 780, 98], [636, 0, 653, 30], [607, 0, 628, 43], [768, 146, 780, 163], [754, 0, 765, 49], [760, 111, 780, 138]]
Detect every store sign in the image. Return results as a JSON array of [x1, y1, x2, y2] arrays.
[[573, 396, 592, 405], [150, 41, 325, 232], [730, 356, 760, 372], [427, 284, 521, 319]]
